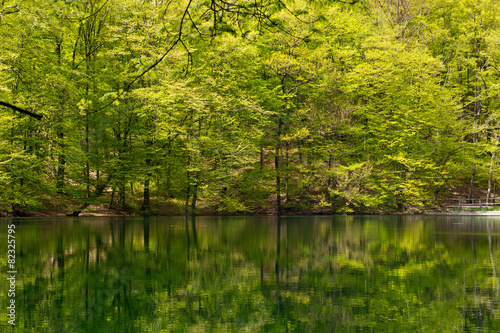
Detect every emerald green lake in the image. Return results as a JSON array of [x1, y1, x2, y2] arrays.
[[1, 215, 500, 332]]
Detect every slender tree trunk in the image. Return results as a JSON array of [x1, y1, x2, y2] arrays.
[[85, 113, 90, 197], [275, 116, 282, 216], [487, 140, 497, 204], [56, 131, 65, 194], [327, 154, 333, 188], [275, 75, 288, 216], [56, 152, 65, 193], [185, 171, 190, 215], [119, 185, 126, 208], [285, 142, 289, 203], [469, 38, 482, 200], [109, 188, 115, 209], [165, 140, 173, 199], [191, 183, 198, 215], [469, 83, 479, 200], [55, 39, 66, 194], [469, 158, 476, 200], [143, 177, 150, 211], [143, 218, 150, 253], [142, 157, 151, 212], [260, 146, 263, 170]]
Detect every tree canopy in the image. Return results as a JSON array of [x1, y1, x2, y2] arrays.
[[1, 0, 499, 215]]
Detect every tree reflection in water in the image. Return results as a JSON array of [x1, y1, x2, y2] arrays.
[[1, 215, 500, 332]]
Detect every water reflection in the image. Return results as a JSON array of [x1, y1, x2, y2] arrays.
[[1, 215, 500, 332]]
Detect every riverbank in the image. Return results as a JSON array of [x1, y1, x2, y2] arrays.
[[4, 205, 500, 218], [423, 210, 500, 215]]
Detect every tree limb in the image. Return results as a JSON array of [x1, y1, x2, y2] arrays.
[[0, 101, 43, 120], [1, 5, 20, 16]]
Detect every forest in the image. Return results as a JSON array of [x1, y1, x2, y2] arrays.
[[1, 0, 500, 216]]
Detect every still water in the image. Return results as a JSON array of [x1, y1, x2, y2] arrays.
[[1, 215, 500, 332]]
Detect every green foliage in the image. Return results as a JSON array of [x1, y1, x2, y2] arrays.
[[4, 215, 500, 331], [1, 0, 500, 214]]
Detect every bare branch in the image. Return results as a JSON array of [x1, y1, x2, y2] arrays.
[[1, 5, 20, 16], [0, 101, 43, 120]]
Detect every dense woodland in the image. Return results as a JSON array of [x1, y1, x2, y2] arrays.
[[1, 0, 500, 216]]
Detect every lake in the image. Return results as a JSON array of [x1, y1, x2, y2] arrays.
[[1, 215, 500, 332]]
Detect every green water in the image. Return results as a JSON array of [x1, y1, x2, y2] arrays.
[[1, 215, 500, 332]]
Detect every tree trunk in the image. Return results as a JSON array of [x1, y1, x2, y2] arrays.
[[260, 146, 263, 170], [109, 188, 115, 209], [142, 158, 151, 212], [142, 177, 150, 211], [185, 172, 190, 215], [191, 183, 198, 215], [275, 116, 282, 216], [487, 155, 496, 204], [85, 113, 90, 197], [487, 136, 498, 204], [56, 132, 65, 194], [119, 185, 126, 208]]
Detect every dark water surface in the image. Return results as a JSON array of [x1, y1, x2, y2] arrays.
[[1, 215, 500, 332]]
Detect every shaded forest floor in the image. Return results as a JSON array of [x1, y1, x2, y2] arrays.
[[5, 200, 500, 218], [5, 206, 500, 218], [3, 184, 500, 218]]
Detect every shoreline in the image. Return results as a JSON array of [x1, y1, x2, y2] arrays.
[[422, 210, 500, 215], [3, 208, 500, 218]]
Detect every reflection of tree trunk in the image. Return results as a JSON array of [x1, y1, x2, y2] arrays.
[[95, 234, 101, 266], [166, 225, 172, 297], [472, 220, 477, 266], [143, 217, 150, 253], [145, 265, 153, 309], [185, 216, 190, 261], [85, 231, 90, 321], [275, 216, 283, 314], [119, 221, 125, 248], [144, 219, 153, 309], [285, 219, 289, 282], [276, 216, 281, 274], [260, 252, 264, 289], [472, 224, 477, 295], [54, 233, 65, 330], [57, 235, 65, 280], [487, 222, 499, 294], [191, 215, 198, 250]]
